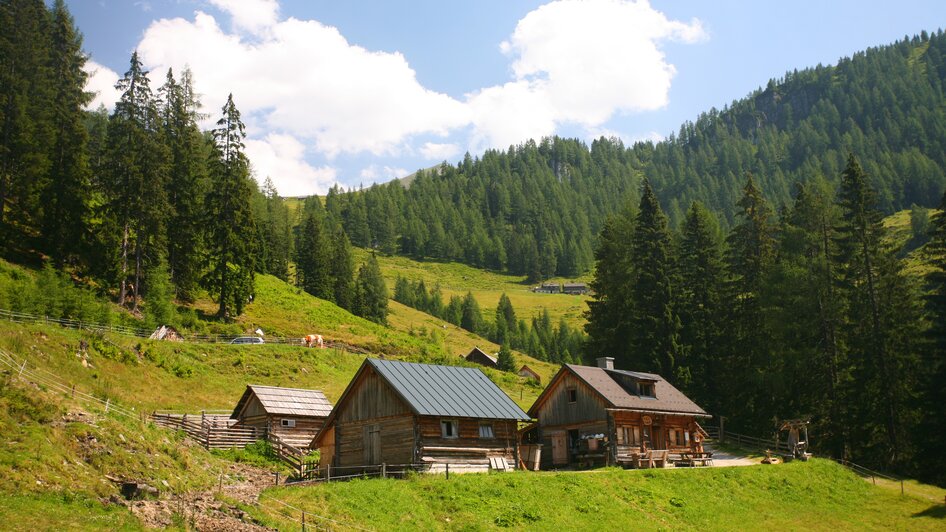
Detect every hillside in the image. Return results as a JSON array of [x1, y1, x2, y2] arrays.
[[250, 460, 945, 530], [325, 31, 946, 279]]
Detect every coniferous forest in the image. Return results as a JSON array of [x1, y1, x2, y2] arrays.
[[2, 0, 946, 486]]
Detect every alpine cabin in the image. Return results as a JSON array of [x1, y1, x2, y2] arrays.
[[464, 346, 499, 369], [528, 357, 710, 468], [230, 385, 333, 448], [311, 358, 530, 474]]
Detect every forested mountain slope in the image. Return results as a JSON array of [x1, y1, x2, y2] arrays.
[[327, 30, 946, 279]]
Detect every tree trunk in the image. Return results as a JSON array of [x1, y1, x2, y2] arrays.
[[118, 223, 130, 307]]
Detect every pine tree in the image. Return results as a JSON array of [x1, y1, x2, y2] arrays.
[[630, 179, 682, 379], [353, 253, 387, 324], [158, 67, 206, 301], [494, 293, 518, 347], [835, 154, 923, 469], [40, 0, 91, 267], [460, 291, 483, 335], [330, 225, 356, 311], [296, 210, 332, 300], [677, 201, 725, 402], [0, 0, 53, 255], [205, 94, 255, 318], [103, 51, 170, 311], [584, 208, 635, 364], [920, 187, 946, 484], [723, 174, 775, 431], [497, 342, 516, 372], [142, 257, 176, 329]]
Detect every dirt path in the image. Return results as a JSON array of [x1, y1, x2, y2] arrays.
[[126, 462, 276, 531], [704, 443, 758, 467]]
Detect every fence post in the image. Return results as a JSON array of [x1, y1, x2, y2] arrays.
[[302, 511, 306, 532], [275, 471, 279, 485], [382, 463, 386, 479], [18, 360, 26, 379], [900, 479, 904, 495], [446, 463, 450, 480], [105, 398, 110, 413]]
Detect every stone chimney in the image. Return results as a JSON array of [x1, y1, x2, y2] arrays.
[[596, 357, 614, 370]]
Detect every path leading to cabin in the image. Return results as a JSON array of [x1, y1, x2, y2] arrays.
[[703, 443, 757, 467]]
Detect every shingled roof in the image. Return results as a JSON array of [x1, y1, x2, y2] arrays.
[[528, 364, 709, 417], [230, 385, 333, 419]]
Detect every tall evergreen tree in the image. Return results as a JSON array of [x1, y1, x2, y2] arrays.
[[834, 154, 923, 469], [584, 207, 635, 364], [494, 292, 518, 347], [723, 174, 775, 431], [353, 253, 387, 324], [158, 67, 206, 301], [103, 51, 169, 310], [205, 94, 255, 318], [330, 225, 356, 311], [40, 0, 91, 268], [920, 187, 946, 484], [296, 210, 332, 300], [677, 201, 725, 402], [460, 291, 483, 335], [630, 179, 682, 379], [497, 342, 516, 372]]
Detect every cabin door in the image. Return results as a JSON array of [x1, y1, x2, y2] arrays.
[[551, 432, 568, 465], [365, 425, 381, 465]]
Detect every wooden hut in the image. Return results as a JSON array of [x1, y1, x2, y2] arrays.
[[517, 365, 541, 384], [528, 357, 709, 469], [562, 282, 589, 295], [230, 385, 333, 448], [464, 346, 499, 369], [311, 358, 530, 473]]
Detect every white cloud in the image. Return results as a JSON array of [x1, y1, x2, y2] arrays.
[[469, 0, 705, 150], [419, 142, 460, 161], [137, 10, 469, 163], [208, 0, 278, 36], [244, 133, 337, 196], [83, 60, 121, 111], [359, 165, 408, 182]]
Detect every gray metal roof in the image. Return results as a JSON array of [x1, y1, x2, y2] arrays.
[[369, 358, 529, 420], [231, 385, 333, 419]]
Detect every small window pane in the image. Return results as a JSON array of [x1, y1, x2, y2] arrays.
[[567, 388, 577, 403], [479, 424, 494, 438], [441, 420, 458, 438]]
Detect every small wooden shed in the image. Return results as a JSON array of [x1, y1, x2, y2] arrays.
[[562, 283, 589, 295], [311, 358, 530, 474], [464, 346, 499, 369], [230, 385, 333, 448], [528, 357, 709, 469], [517, 365, 541, 383]]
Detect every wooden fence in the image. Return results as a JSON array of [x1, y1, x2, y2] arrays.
[[150, 411, 264, 449], [717, 428, 791, 453]]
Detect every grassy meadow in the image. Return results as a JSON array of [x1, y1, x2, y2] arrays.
[[252, 459, 946, 530]]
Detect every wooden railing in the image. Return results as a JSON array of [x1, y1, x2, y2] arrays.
[[150, 411, 263, 449], [716, 428, 790, 453], [268, 431, 313, 475]]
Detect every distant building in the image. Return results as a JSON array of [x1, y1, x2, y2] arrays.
[[517, 365, 542, 384], [562, 282, 589, 295], [532, 282, 561, 294], [311, 358, 530, 473], [464, 346, 499, 369], [230, 385, 333, 448]]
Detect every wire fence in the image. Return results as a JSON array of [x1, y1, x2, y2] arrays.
[[0, 307, 368, 352], [0, 347, 139, 420]]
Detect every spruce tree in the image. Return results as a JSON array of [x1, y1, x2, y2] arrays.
[[296, 210, 332, 300], [158, 67, 206, 301], [40, 0, 91, 267], [353, 253, 387, 324], [494, 292, 518, 347], [678, 201, 725, 403], [630, 179, 682, 379], [330, 225, 356, 311], [205, 94, 255, 318], [460, 291, 483, 335], [497, 342, 516, 372], [584, 207, 635, 365], [920, 187, 946, 484]]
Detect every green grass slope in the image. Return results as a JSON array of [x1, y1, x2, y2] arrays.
[[254, 460, 945, 530]]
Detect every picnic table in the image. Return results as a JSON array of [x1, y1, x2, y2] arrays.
[[674, 451, 713, 467]]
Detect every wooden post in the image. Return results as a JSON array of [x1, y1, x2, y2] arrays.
[[719, 417, 725, 443], [105, 398, 110, 413], [900, 479, 904, 495], [446, 463, 450, 480], [381, 463, 387, 478], [302, 511, 306, 532], [275, 471, 279, 485], [327, 464, 331, 481]]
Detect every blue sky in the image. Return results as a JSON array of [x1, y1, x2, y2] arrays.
[[72, 0, 946, 196]]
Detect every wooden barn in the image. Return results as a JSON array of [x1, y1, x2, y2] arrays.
[[517, 365, 541, 383], [464, 346, 498, 369], [562, 282, 589, 295], [528, 357, 710, 469], [311, 358, 530, 474], [230, 385, 333, 448]]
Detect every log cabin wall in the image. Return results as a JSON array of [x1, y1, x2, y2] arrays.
[[269, 415, 325, 447], [416, 417, 518, 470], [331, 365, 417, 468], [612, 410, 697, 456], [534, 373, 611, 468]]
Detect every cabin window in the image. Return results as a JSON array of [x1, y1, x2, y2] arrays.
[[638, 383, 655, 397], [671, 429, 685, 446], [620, 426, 640, 445], [281, 419, 296, 428], [479, 423, 495, 438], [567, 387, 577, 403], [441, 419, 459, 439]]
